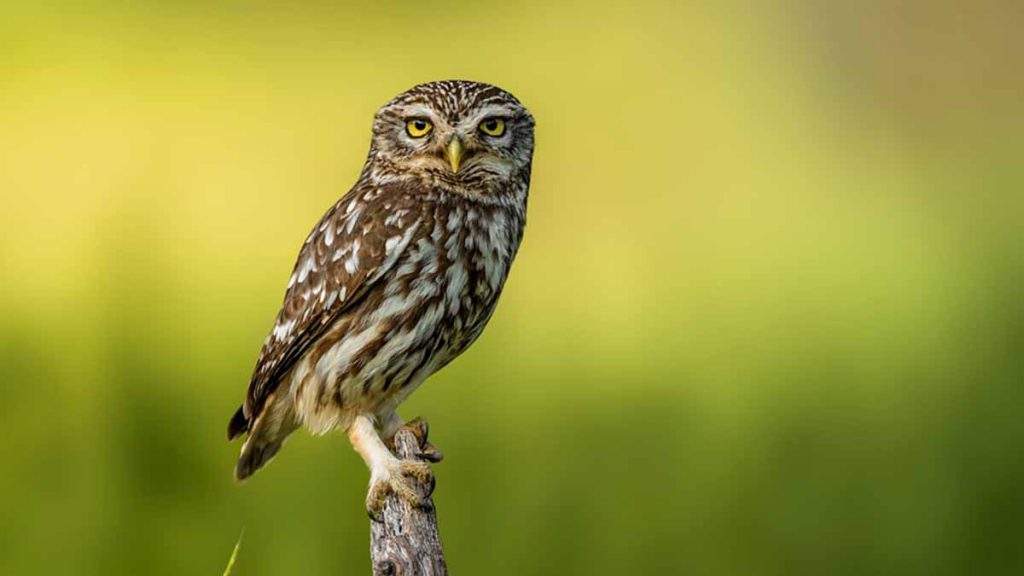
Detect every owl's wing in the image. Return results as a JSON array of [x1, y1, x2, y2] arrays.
[[228, 185, 421, 439]]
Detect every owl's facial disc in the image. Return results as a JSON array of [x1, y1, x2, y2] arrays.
[[370, 81, 534, 196]]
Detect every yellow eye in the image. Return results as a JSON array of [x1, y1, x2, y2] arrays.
[[406, 119, 433, 138], [479, 118, 506, 137]]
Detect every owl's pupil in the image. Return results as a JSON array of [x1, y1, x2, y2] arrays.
[[415, 121, 425, 130], [486, 121, 496, 130]]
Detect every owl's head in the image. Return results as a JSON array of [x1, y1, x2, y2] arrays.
[[367, 80, 534, 197]]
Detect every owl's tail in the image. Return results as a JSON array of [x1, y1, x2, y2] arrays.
[[228, 393, 299, 481], [227, 406, 248, 441]]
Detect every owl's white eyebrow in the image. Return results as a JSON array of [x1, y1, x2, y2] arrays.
[[402, 106, 436, 120], [463, 105, 514, 125]]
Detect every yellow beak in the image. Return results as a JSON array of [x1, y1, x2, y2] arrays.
[[445, 138, 464, 173]]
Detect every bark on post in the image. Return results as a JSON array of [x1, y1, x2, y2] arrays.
[[370, 423, 447, 575]]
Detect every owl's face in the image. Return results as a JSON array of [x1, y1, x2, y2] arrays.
[[368, 81, 534, 195]]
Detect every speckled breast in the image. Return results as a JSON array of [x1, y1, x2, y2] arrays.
[[311, 197, 524, 416]]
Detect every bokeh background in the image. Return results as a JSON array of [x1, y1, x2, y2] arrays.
[[2, 1, 1022, 574]]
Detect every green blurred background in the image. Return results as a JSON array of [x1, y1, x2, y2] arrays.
[[2, 1, 1022, 574]]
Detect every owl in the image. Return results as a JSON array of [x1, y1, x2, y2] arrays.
[[227, 80, 535, 514]]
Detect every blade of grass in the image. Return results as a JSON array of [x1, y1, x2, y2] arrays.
[[222, 528, 244, 576]]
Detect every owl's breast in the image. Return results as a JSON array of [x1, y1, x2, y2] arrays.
[[399, 203, 509, 367], [294, 199, 523, 426]]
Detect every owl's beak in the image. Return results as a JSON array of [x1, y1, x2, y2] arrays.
[[445, 138, 464, 173]]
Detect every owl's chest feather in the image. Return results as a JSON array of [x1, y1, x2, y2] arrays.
[[315, 203, 516, 391], [298, 200, 522, 421], [417, 204, 518, 355]]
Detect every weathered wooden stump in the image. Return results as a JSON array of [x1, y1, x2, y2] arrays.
[[370, 421, 447, 575]]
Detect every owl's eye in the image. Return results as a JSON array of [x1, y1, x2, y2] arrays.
[[478, 118, 506, 137], [405, 119, 433, 138]]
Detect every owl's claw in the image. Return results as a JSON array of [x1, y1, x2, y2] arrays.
[[402, 417, 444, 463], [365, 459, 435, 520], [419, 443, 443, 463]]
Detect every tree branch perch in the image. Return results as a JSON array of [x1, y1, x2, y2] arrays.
[[370, 421, 447, 575]]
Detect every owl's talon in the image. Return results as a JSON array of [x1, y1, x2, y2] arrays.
[[366, 487, 388, 521], [404, 417, 429, 444], [398, 459, 435, 492], [400, 417, 443, 462], [420, 443, 444, 463], [365, 459, 435, 519]]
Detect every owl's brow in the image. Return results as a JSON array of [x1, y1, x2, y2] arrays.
[[399, 105, 438, 120], [461, 105, 518, 126]]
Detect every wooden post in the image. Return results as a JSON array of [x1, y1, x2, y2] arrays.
[[370, 422, 447, 575]]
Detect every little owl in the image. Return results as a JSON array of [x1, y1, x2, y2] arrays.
[[227, 80, 535, 514]]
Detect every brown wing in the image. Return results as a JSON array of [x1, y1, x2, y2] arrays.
[[230, 183, 423, 438]]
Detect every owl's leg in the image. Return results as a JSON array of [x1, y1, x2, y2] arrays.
[[378, 411, 406, 445], [348, 413, 433, 517], [379, 412, 443, 463]]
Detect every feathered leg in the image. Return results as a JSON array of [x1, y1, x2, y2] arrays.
[[348, 414, 433, 517]]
